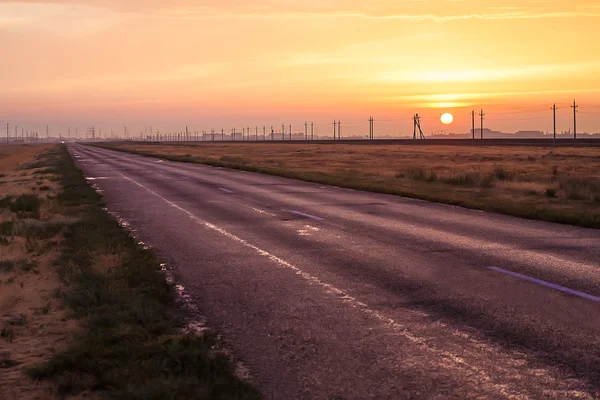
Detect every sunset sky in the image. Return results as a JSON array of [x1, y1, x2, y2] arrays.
[[2, 0, 600, 137]]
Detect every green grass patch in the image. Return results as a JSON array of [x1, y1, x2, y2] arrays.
[[0, 220, 13, 236], [7, 314, 28, 327], [9, 194, 41, 214], [0, 357, 19, 369], [0, 327, 15, 342], [27, 145, 261, 399], [0, 260, 16, 273], [0, 195, 13, 208]]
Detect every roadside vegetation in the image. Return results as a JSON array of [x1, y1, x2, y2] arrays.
[[0, 144, 260, 399], [97, 142, 600, 228]]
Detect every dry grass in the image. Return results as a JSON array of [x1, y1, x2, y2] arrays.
[[0, 144, 80, 399], [101, 142, 600, 228]]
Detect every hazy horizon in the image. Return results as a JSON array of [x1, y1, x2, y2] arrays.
[[2, 0, 600, 135]]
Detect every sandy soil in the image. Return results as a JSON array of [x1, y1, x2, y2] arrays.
[[0, 145, 84, 399]]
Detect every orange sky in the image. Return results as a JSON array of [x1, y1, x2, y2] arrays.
[[2, 0, 600, 136]]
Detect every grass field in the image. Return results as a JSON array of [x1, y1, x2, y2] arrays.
[[0, 145, 260, 399], [98, 142, 600, 228]]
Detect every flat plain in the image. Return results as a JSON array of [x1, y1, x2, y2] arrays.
[[99, 142, 600, 228]]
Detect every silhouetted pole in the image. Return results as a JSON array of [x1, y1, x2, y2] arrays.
[[479, 109, 485, 144], [263, 126, 266, 141], [289, 124, 292, 140], [552, 104, 557, 147], [471, 110, 475, 145], [333, 120, 336, 140], [255, 126, 258, 141], [311, 122, 314, 140], [338, 121, 341, 140], [571, 100, 578, 139]]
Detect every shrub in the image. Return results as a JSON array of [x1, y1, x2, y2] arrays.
[[0, 196, 13, 209], [9, 194, 41, 214], [493, 167, 512, 181], [0, 220, 13, 235], [546, 188, 557, 198], [558, 178, 600, 201], [442, 173, 478, 186]]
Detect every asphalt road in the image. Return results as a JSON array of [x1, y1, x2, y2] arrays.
[[70, 144, 600, 399]]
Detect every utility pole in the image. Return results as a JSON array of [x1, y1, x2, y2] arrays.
[[311, 122, 314, 140], [471, 110, 475, 145], [571, 99, 578, 139], [289, 124, 292, 140], [369, 117, 374, 140], [479, 109, 485, 144], [338, 121, 341, 140], [333, 120, 336, 140], [5, 123, 8, 144], [551, 104, 557, 147], [413, 114, 425, 141], [282, 124, 285, 140], [263, 126, 266, 141], [46, 125, 49, 139], [271, 126, 274, 141], [255, 126, 258, 141], [305, 121, 308, 140]]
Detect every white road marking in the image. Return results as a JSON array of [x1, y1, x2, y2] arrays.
[[252, 207, 276, 217], [219, 187, 234, 193], [488, 266, 600, 303], [290, 210, 324, 221], [113, 171, 525, 398]]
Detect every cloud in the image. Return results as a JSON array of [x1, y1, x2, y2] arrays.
[[373, 62, 600, 84], [0, 2, 129, 35]]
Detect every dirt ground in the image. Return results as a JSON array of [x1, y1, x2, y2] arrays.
[[0, 145, 82, 399]]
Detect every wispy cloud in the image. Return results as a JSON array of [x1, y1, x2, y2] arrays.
[[373, 62, 600, 84], [0, 2, 128, 35]]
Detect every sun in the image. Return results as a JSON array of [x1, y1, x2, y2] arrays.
[[441, 113, 454, 125]]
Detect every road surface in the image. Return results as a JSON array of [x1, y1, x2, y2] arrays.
[[70, 144, 600, 399]]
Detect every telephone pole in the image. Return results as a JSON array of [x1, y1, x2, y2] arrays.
[[551, 104, 557, 146], [5, 123, 8, 144], [571, 100, 578, 139], [304, 122, 308, 140], [338, 121, 341, 140], [479, 109, 485, 143], [263, 126, 266, 141], [369, 117, 374, 140], [46, 125, 49, 139], [471, 110, 475, 145], [311, 122, 314, 140], [333, 120, 337, 140], [282, 124, 285, 140], [289, 124, 292, 140]]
